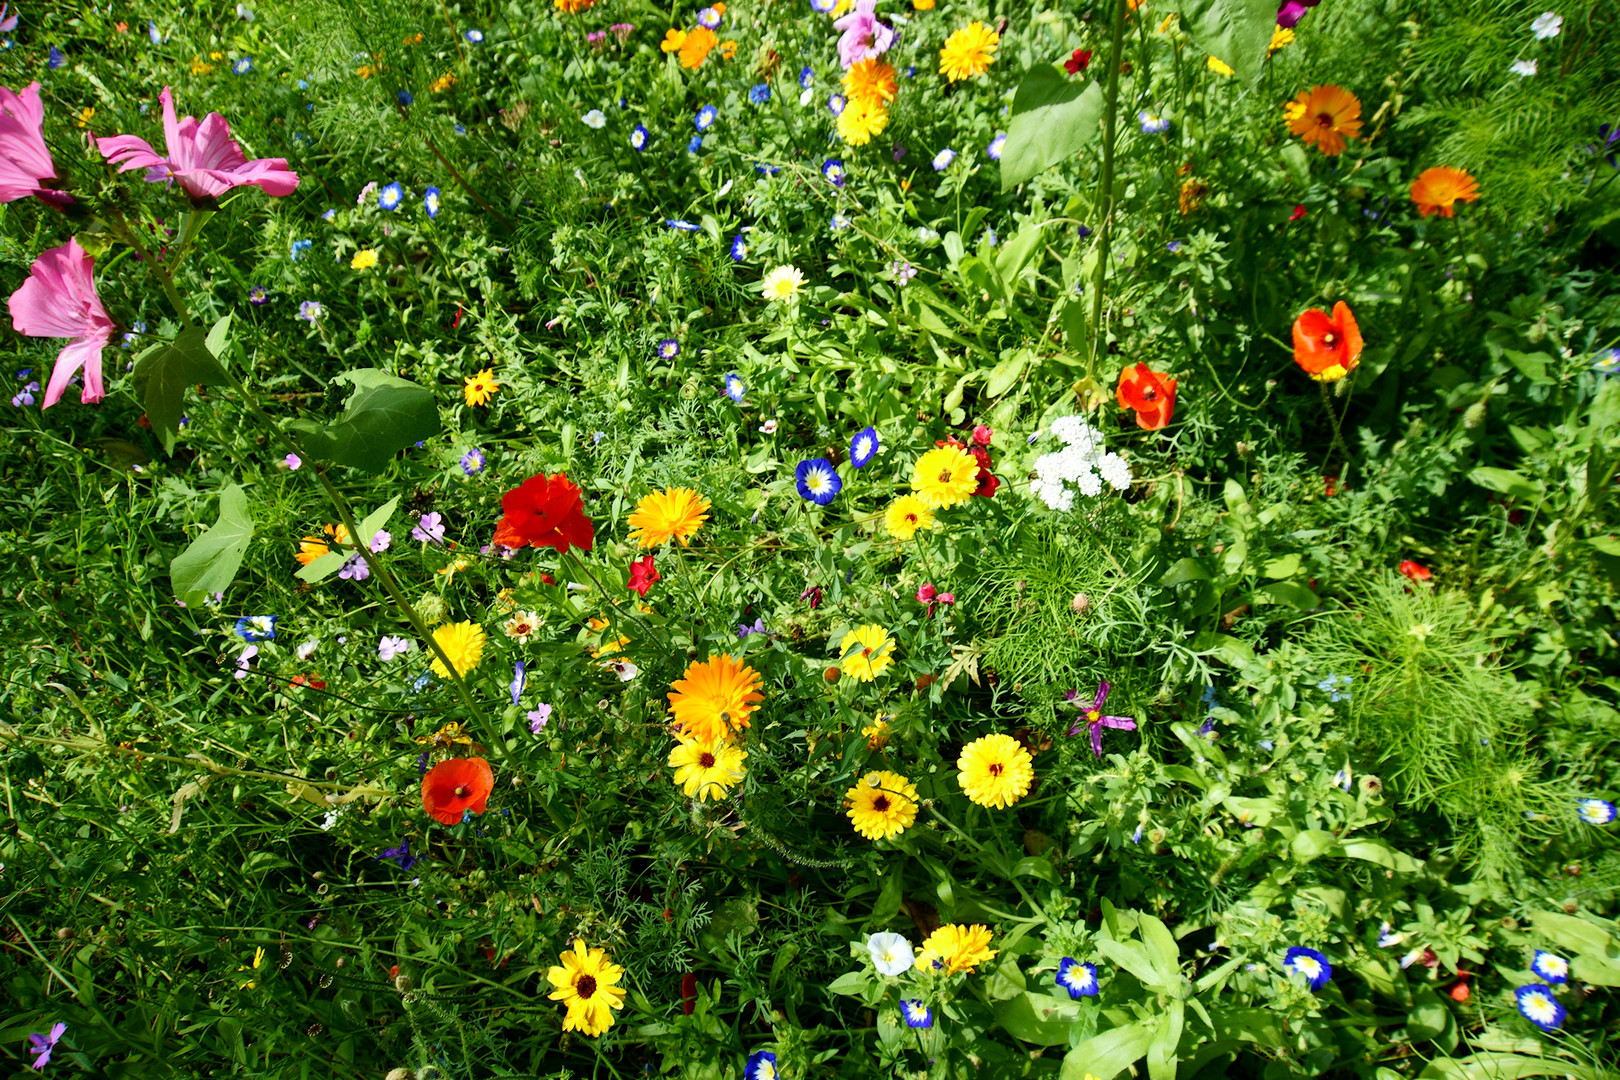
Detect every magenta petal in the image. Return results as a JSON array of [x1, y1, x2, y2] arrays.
[[1089, 721, 1104, 757], [1100, 715, 1136, 732], [1092, 680, 1111, 711]]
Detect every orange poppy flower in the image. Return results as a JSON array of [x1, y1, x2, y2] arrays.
[[1283, 85, 1362, 157], [422, 757, 494, 824], [1409, 166, 1479, 218], [1116, 363, 1177, 430], [1292, 301, 1363, 382]]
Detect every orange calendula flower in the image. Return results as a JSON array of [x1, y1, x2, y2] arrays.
[[429, 72, 456, 93], [843, 58, 898, 105], [1283, 85, 1363, 157], [1116, 364, 1177, 430], [667, 654, 764, 745], [1409, 167, 1480, 218], [1292, 301, 1363, 382], [718, 40, 738, 60], [678, 25, 719, 68], [660, 27, 687, 53], [295, 524, 350, 566], [555, 0, 597, 12]]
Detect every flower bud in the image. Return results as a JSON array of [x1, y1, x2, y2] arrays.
[[1071, 592, 1091, 615], [394, 974, 413, 992], [1463, 401, 1487, 429], [824, 666, 841, 683], [385, 1071, 418, 1080]]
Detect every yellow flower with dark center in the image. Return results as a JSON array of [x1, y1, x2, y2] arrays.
[[836, 94, 890, 146], [429, 621, 487, 679], [668, 736, 748, 800], [463, 368, 499, 407], [914, 924, 997, 974], [939, 22, 998, 82], [884, 495, 936, 540], [845, 770, 917, 839], [295, 524, 350, 566], [839, 624, 895, 682], [1283, 84, 1363, 157], [910, 445, 979, 509], [628, 488, 712, 547], [862, 713, 892, 749], [957, 733, 1034, 809], [667, 654, 764, 744], [350, 248, 379, 270], [546, 939, 626, 1037], [843, 58, 897, 105]]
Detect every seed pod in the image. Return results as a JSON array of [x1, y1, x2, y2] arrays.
[[1071, 593, 1091, 615], [394, 974, 413, 992], [824, 666, 841, 683]]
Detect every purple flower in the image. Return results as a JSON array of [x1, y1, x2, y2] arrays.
[[338, 555, 369, 581], [27, 1022, 66, 1070], [376, 839, 417, 870], [1065, 681, 1138, 757], [234, 644, 258, 680], [416, 750, 430, 773], [378, 635, 411, 661], [283, 453, 301, 470], [1276, 0, 1320, 28], [511, 660, 526, 705], [411, 511, 446, 544], [249, 285, 268, 305], [12, 381, 38, 407], [738, 617, 767, 637], [528, 703, 553, 733], [460, 448, 486, 476], [370, 529, 391, 553], [832, 0, 895, 68]]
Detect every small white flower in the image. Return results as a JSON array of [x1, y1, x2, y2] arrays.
[[760, 419, 779, 434], [378, 635, 412, 661], [1510, 58, 1538, 76], [1530, 11, 1562, 38], [320, 809, 342, 831], [582, 109, 607, 129], [295, 639, 319, 662], [866, 932, 914, 976], [799, 87, 815, 106]]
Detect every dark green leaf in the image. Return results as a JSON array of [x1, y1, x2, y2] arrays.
[[170, 484, 255, 607], [134, 324, 231, 455], [1001, 69, 1103, 191], [286, 369, 440, 474]]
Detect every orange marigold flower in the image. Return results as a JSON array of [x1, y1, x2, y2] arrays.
[[667, 654, 764, 745], [555, 0, 597, 12], [1283, 85, 1362, 157], [1116, 364, 1177, 430], [295, 524, 350, 566], [660, 27, 687, 53], [1292, 301, 1363, 382], [843, 57, 898, 105], [679, 25, 719, 68], [1409, 166, 1480, 219]]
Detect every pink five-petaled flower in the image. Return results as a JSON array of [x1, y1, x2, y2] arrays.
[[8, 237, 117, 409], [832, 0, 895, 68], [96, 85, 299, 200], [0, 82, 74, 206], [1066, 681, 1137, 757]]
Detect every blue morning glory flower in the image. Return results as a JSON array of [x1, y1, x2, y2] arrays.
[[321, 208, 336, 221], [465, 29, 484, 43], [822, 158, 846, 186], [396, 90, 414, 106], [730, 234, 748, 261], [1167, 240, 1183, 253], [850, 426, 878, 468], [901, 1000, 933, 1028], [630, 124, 649, 150], [48, 45, 64, 69], [656, 338, 680, 359], [724, 372, 746, 403], [1283, 947, 1332, 991], [148, 21, 162, 43], [378, 182, 404, 210], [424, 186, 440, 218], [810, 0, 836, 10], [665, 219, 700, 231], [932, 148, 956, 171], [232, 57, 253, 75], [796, 458, 841, 505], [828, 93, 846, 115], [235, 615, 278, 642], [744, 1052, 777, 1080], [749, 83, 771, 105], [1578, 798, 1616, 824], [1515, 984, 1565, 1031], [1139, 110, 1171, 134], [755, 162, 781, 175], [511, 660, 526, 706], [988, 133, 1006, 160], [290, 238, 313, 260], [1531, 951, 1569, 985], [695, 104, 717, 131], [799, 66, 814, 89], [830, 212, 850, 230], [1056, 958, 1098, 999], [688, 134, 703, 153], [697, 6, 722, 29]]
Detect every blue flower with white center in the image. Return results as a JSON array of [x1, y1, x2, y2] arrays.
[[465, 29, 484, 43], [799, 65, 814, 89], [1283, 947, 1332, 991], [828, 93, 846, 115], [290, 238, 313, 260], [1377, 922, 1403, 948], [666, 219, 700, 232], [724, 372, 746, 403], [744, 1051, 778, 1080], [900, 1000, 933, 1028], [695, 104, 717, 131], [796, 458, 842, 505], [1055, 958, 1099, 999], [1531, 951, 1569, 985], [149, 21, 162, 42], [988, 133, 1006, 160], [1578, 798, 1617, 824], [235, 615, 278, 642], [410, 670, 432, 693], [755, 162, 781, 175], [630, 124, 649, 151], [749, 83, 771, 105], [233, 57, 253, 74], [688, 134, 703, 153], [1515, 984, 1566, 1031], [460, 448, 485, 476], [822, 158, 846, 186], [810, 0, 836, 11], [830, 212, 850, 230], [850, 426, 879, 468], [932, 148, 956, 171], [697, 6, 722, 29], [657, 338, 681, 360], [378, 182, 404, 210], [730, 234, 748, 261], [1139, 110, 1171, 134], [1130, 822, 1143, 843], [1593, 348, 1620, 375], [397, 90, 414, 106], [424, 186, 441, 218]]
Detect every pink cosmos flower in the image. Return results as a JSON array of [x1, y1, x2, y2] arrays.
[[832, 0, 895, 68], [0, 82, 73, 206], [8, 237, 116, 408], [96, 85, 299, 200]]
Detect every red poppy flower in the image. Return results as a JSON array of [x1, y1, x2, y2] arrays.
[[421, 757, 494, 824], [967, 445, 999, 497], [1292, 301, 1362, 382], [493, 474, 595, 553], [1065, 48, 1092, 74], [971, 424, 993, 447], [627, 554, 659, 596], [1289, 204, 1308, 222], [1398, 559, 1431, 581], [1116, 363, 1177, 430]]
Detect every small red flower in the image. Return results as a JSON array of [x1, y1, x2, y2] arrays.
[[917, 583, 938, 605], [1289, 204, 1308, 222], [1398, 559, 1431, 582], [1324, 475, 1339, 497], [971, 424, 993, 447], [1292, 301, 1363, 382], [681, 972, 698, 1016], [1117, 363, 1177, 431], [289, 674, 327, 690], [493, 473, 595, 554], [801, 585, 823, 609], [627, 554, 659, 596], [1064, 48, 1092, 75], [421, 757, 494, 825]]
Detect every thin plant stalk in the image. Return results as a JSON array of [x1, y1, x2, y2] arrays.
[[1088, 0, 1131, 380]]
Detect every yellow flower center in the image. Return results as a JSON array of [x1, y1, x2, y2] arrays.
[[454, 785, 469, 797]]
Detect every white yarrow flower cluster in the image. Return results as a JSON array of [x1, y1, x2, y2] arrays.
[[1031, 417, 1131, 511]]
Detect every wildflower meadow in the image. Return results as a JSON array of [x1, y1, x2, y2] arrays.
[[4, 0, 1620, 1075]]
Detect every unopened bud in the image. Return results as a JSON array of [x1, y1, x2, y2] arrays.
[[1463, 401, 1487, 429], [394, 974, 413, 992], [824, 666, 841, 683], [1071, 593, 1091, 615], [385, 1071, 418, 1080]]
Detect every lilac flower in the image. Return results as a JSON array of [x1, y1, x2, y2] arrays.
[[833, 0, 895, 68], [376, 839, 417, 870], [415, 750, 430, 773], [1065, 682, 1137, 757], [48, 45, 64, 69], [932, 148, 956, 171], [283, 453, 302, 470], [738, 618, 767, 637], [988, 133, 1006, 160], [27, 1022, 66, 1070], [528, 703, 553, 733], [511, 660, 526, 705], [1138, 110, 1171, 134], [1167, 240, 1183, 253], [697, 6, 722, 29], [657, 338, 681, 359], [460, 447, 486, 476], [1283, 947, 1332, 990], [12, 381, 38, 407], [298, 300, 322, 321], [891, 260, 917, 285], [235, 615, 278, 642], [338, 555, 369, 581], [234, 644, 258, 679], [411, 512, 446, 544], [1056, 959, 1099, 998], [370, 529, 391, 553]]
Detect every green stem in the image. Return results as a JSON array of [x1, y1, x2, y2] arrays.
[[1088, 0, 1131, 380]]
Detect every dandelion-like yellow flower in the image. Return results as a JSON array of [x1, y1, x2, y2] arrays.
[[1206, 55, 1234, 76], [660, 27, 687, 52], [350, 248, 379, 270], [546, 939, 625, 1037], [884, 495, 937, 540], [1283, 84, 1363, 157], [910, 445, 979, 509], [191, 56, 216, 76], [463, 368, 500, 407], [843, 58, 897, 105], [839, 624, 895, 682], [1268, 27, 1295, 55], [429, 621, 487, 679], [957, 733, 1034, 809], [628, 488, 711, 547], [845, 770, 918, 840], [939, 22, 998, 82], [429, 72, 457, 92], [668, 654, 764, 744], [75, 107, 95, 128], [836, 94, 890, 146], [862, 713, 893, 749], [762, 265, 804, 302], [668, 736, 748, 800], [914, 924, 997, 974]]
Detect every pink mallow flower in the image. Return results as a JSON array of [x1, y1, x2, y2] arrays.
[[0, 82, 74, 206], [832, 0, 895, 68], [8, 237, 116, 408], [96, 85, 299, 200]]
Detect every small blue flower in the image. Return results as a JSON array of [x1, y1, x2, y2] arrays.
[[900, 1000, 933, 1028], [1196, 717, 1216, 739], [796, 458, 842, 505], [657, 338, 681, 359], [379, 182, 404, 210], [1531, 951, 1569, 985], [1578, 798, 1617, 824], [1167, 240, 1183, 253], [297, 79, 310, 90], [48, 45, 64, 69], [755, 162, 781, 176], [724, 372, 746, 403], [235, 615, 278, 642], [810, 0, 836, 11], [830, 212, 851, 230], [737, 618, 767, 638], [1139, 110, 1171, 134], [424, 186, 441, 218], [850, 426, 879, 468], [822, 158, 846, 186], [232, 56, 253, 75], [299, 300, 322, 322], [828, 93, 846, 115], [1283, 947, 1332, 991], [666, 219, 700, 232], [465, 29, 484, 43], [744, 1051, 778, 1080], [375, 839, 417, 871], [454, 123, 466, 135], [291, 239, 313, 260], [987, 133, 1006, 160], [410, 670, 432, 693], [932, 148, 956, 171], [1201, 684, 1218, 706], [321, 208, 336, 221], [14, 369, 29, 381], [1316, 674, 1352, 702], [1078, 224, 1093, 239], [630, 124, 649, 151], [1592, 347, 1620, 375], [730, 234, 748, 261], [249, 286, 268, 305], [749, 83, 771, 105], [688, 134, 704, 153], [1515, 984, 1566, 1031], [1131, 823, 1144, 843], [1377, 922, 1403, 948], [1056, 958, 1099, 999], [697, 6, 722, 29], [511, 660, 526, 706], [148, 21, 162, 43], [799, 65, 814, 89], [396, 90, 414, 106], [460, 447, 486, 476], [695, 104, 718, 131]]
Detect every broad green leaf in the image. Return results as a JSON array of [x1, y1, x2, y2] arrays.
[[1418, 1053, 1604, 1080], [170, 484, 255, 607], [358, 497, 400, 551], [1169, 0, 1279, 84], [1338, 837, 1423, 873], [1000, 69, 1103, 191], [1588, 535, 1620, 556], [295, 550, 347, 585], [826, 971, 868, 997], [987, 350, 1032, 398], [1570, 953, 1620, 986], [1408, 986, 1449, 1042], [1255, 581, 1319, 609], [1096, 937, 1163, 989], [205, 312, 233, 360], [1146, 1001, 1185, 1080], [1138, 915, 1181, 984], [1061, 1018, 1156, 1080], [1533, 911, 1618, 959], [994, 992, 1074, 1046], [1013, 856, 1058, 883], [134, 325, 231, 455], [1188, 632, 1256, 667], [1467, 466, 1542, 500], [1290, 830, 1338, 862], [286, 369, 440, 474], [1160, 557, 1213, 585], [1261, 554, 1301, 579], [995, 223, 1048, 285]]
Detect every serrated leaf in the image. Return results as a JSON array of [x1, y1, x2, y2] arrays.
[[1169, 0, 1279, 84], [1001, 69, 1104, 191], [134, 325, 230, 455], [286, 369, 440, 474], [170, 484, 255, 607]]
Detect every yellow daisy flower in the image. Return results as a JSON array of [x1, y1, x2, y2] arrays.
[[1268, 27, 1295, 55], [628, 488, 712, 548], [660, 27, 687, 53], [939, 22, 998, 82], [836, 94, 890, 146], [351, 248, 379, 270], [762, 265, 804, 302], [1206, 55, 1234, 76], [429, 621, 487, 679], [546, 939, 626, 1038], [667, 654, 764, 744], [862, 713, 893, 749], [845, 770, 918, 840], [429, 72, 457, 93], [884, 495, 937, 540], [914, 923, 997, 974], [839, 624, 895, 682], [464, 368, 500, 407], [956, 733, 1033, 809], [668, 736, 748, 800], [910, 445, 979, 509]]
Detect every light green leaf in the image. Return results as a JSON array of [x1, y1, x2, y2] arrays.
[[1013, 856, 1058, 883], [1255, 581, 1319, 609], [995, 992, 1075, 1046], [1061, 1018, 1156, 1080], [1467, 466, 1542, 500], [1261, 554, 1301, 579], [1338, 837, 1424, 873], [358, 497, 400, 551], [1290, 830, 1338, 862], [1408, 986, 1449, 1042], [1533, 911, 1618, 959], [170, 484, 255, 607], [1588, 535, 1620, 556], [1000, 69, 1104, 191], [286, 369, 440, 474], [826, 970, 868, 997], [1570, 953, 1620, 987], [1096, 937, 1163, 989], [1169, 0, 1281, 84], [295, 550, 348, 585], [1146, 1001, 1185, 1080]]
